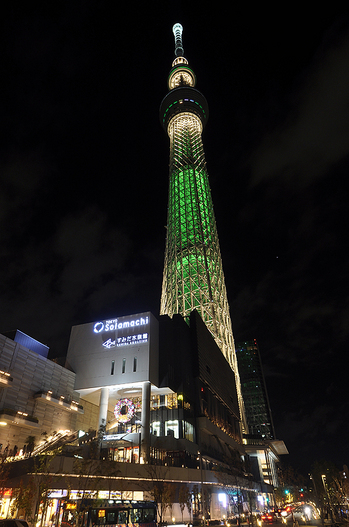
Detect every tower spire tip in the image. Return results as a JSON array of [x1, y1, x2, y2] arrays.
[[173, 23, 184, 57]]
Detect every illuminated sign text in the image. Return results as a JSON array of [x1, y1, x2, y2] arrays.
[[102, 333, 148, 349], [93, 316, 149, 334]]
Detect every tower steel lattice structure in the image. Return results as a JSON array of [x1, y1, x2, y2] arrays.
[[160, 24, 247, 432]]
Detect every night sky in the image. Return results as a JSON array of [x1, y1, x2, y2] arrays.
[[1, 4, 348, 476]]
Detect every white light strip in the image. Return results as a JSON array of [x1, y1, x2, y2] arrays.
[[27, 471, 258, 491]]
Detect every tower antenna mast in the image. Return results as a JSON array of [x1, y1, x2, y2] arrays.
[[173, 23, 184, 57]]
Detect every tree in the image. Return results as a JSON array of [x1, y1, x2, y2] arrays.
[[72, 450, 102, 526], [32, 453, 60, 527], [140, 465, 176, 525], [178, 484, 191, 522], [11, 479, 37, 522], [10, 452, 60, 525], [192, 485, 200, 520], [98, 459, 121, 499], [310, 460, 345, 522], [213, 469, 247, 524], [276, 463, 307, 506], [202, 485, 212, 523]]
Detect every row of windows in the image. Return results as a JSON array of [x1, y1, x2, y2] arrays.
[[110, 358, 137, 375], [151, 419, 195, 441]]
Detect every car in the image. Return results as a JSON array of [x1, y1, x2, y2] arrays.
[[292, 504, 319, 523], [261, 512, 277, 523], [0, 520, 29, 527], [279, 507, 292, 518], [279, 504, 320, 524]]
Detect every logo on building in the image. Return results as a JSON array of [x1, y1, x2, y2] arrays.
[[93, 316, 149, 334], [102, 338, 116, 349]]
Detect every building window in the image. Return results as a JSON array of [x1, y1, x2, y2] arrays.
[[122, 358, 126, 373], [151, 395, 160, 409], [166, 393, 178, 409], [183, 420, 194, 442], [165, 420, 179, 439], [151, 421, 161, 436], [133, 357, 137, 372], [111, 361, 115, 375]]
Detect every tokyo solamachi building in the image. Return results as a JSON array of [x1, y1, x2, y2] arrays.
[[0, 24, 287, 525]]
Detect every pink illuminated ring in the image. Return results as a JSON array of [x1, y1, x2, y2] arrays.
[[114, 398, 135, 423]]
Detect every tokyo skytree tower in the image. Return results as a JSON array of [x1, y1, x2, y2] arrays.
[[160, 24, 247, 432]]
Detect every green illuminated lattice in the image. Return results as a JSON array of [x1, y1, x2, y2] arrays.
[[161, 113, 238, 372]]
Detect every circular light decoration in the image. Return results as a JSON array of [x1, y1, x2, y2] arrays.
[[114, 398, 135, 423], [93, 321, 104, 333]]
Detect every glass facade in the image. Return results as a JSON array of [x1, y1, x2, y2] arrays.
[[111, 392, 195, 443], [236, 340, 275, 439]]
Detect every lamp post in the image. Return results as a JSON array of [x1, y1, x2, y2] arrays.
[[198, 451, 205, 525], [321, 475, 335, 523]]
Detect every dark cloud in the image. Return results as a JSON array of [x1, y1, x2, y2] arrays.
[[250, 24, 349, 186]]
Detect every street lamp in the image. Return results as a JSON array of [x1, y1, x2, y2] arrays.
[[321, 475, 334, 523], [198, 451, 205, 525]]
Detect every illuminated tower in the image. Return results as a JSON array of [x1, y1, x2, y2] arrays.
[[160, 24, 247, 432]]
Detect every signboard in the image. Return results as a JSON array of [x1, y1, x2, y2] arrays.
[[66, 311, 158, 390], [93, 315, 150, 350]]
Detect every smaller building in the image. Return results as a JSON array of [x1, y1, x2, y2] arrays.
[[64, 310, 244, 470], [245, 438, 289, 488], [236, 340, 275, 439], [0, 330, 83, 459], [236, 339, 288, 487]]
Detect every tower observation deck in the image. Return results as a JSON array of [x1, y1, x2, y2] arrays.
[[160, 24, 247, 433]]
